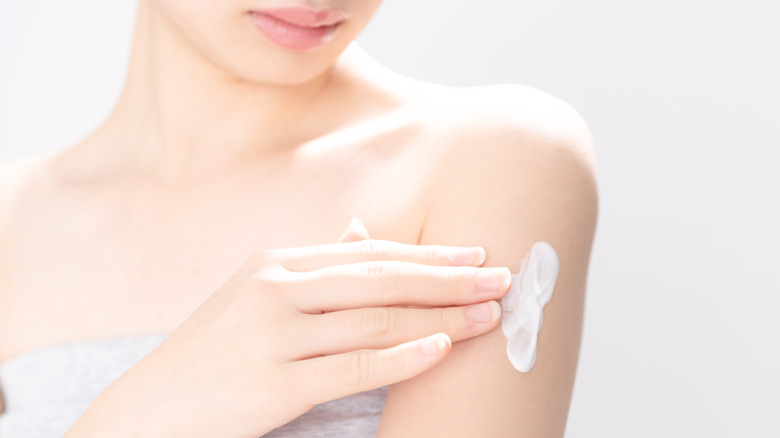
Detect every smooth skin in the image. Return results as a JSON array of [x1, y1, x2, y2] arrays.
[[64, 219, 510, 437], [0, 0, 598, 436]]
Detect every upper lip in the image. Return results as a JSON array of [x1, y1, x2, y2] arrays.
[[251, 7, 349, 28]]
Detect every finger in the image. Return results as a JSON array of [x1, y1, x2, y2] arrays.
[[283, 301, 501, 359], [284, 261, 511, 313], [275, 238, 487, 272], [337, 216, 370, 243], [284, 333, 451, 406]]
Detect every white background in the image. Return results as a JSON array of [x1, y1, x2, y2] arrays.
[[1, 1, 778, 436]]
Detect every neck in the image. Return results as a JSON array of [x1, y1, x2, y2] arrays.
[[85, 0, 388, 186]]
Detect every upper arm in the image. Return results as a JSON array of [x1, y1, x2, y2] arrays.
[[376, 86, 598, 437]]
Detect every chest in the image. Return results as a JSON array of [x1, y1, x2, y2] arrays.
[[0, 141, 439, 363]]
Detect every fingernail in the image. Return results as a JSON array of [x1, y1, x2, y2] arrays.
[[448, 247, 486, 266], [465, 301, 501, 323], [420, 333, 450, 355], [475, 267, 511, 292]]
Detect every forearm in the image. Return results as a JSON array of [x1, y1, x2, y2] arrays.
[[64, 384, 148, 437], [63, 356, 168, 438]]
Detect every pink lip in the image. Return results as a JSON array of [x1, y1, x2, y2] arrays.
[[248, 7, 348, 50], [255, 6, 349, 27]]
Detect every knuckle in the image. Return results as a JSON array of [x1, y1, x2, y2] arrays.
[[275, 365, 319, 409], [232, 280, 272, 315], [360, 307, 397, 339], [244, 249, 280, 272], [364, 261, 400, 295], [390, 349, 408, 376], [269, 367, 296, 402], [245, 270, 287, 294], [435, 307, 456, 333], [344, 350, 374, 389], [451, 269, 472, 299], [358, 239, 385, 261], [423, 245, 440, 264]]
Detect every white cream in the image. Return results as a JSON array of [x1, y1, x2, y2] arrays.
[[500, 242, 560, 372]]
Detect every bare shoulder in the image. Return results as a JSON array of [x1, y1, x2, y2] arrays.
[[0, 155, 49, 238], [0, 153, 57, 287], [421, 83, 597, 191], [378, 84, 598, 437], [410, 82, 599, 237]]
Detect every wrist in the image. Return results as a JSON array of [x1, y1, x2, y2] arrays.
[[63, 368, 164, 438], [63, 392, 146, 438]]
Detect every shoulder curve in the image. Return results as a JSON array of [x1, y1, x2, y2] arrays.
[[0, 154, 54, 232], [427, 83, 599, 201], [458, 83, 594, 157], [0, 153, 52, 191]]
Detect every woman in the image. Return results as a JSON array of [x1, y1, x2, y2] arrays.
[[0, 0, 598, 436]]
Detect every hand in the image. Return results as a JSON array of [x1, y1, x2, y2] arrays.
[[69, 218, 511, 438]]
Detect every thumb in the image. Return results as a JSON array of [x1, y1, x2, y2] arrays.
[[337, 216, 370, 243]]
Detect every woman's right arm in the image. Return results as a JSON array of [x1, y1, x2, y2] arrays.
[[63, 218, 511, 437]]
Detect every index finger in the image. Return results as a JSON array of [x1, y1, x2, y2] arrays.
[[273, 239, 486, 272]]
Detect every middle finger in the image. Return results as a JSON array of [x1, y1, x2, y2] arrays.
[[283, 261, 512, 313], [282, 301, 502, 360]]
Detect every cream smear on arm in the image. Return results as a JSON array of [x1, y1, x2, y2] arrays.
[[500, 242, 560, 372]]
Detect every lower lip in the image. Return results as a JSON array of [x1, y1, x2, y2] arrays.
[[248, 11, 341, 51]]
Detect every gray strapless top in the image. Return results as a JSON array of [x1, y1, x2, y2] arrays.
[[0, 334, 388, 437]]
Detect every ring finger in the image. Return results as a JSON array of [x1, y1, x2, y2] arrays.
[[282, 261, 511, 313], [282, 300, 502, 360]]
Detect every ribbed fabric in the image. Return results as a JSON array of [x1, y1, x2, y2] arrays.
[[0, 334, 388, 437]]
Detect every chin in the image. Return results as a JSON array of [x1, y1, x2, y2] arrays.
[[148, 0, 358, 86], [211, 40, 345, 86]]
